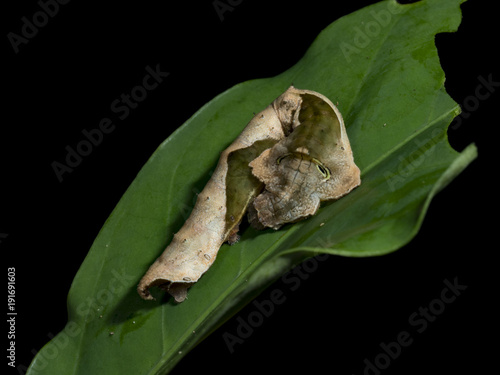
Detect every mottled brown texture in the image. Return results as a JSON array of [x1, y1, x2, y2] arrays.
[[137, 86, 360, 302], [250, 89, 360, 229], [137, 92, 288, 302]]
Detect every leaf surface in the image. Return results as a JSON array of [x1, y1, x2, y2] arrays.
[[28, 1, 475, 374]]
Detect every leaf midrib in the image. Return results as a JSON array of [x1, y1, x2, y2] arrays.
[[146, 5, 462, 372]]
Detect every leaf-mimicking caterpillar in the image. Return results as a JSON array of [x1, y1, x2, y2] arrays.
[[137, 86, 361, 302]]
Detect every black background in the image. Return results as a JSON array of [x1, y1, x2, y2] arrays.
[[2, 0, 496, 374]]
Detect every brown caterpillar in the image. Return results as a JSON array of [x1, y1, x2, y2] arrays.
[[137, 86, 360, 302]]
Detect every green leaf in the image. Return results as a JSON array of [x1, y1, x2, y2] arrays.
[[28, 0, 475, 374]]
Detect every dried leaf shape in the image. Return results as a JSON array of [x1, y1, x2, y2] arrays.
[[250, 89, 361, 229], [137, 92, 286, 302], [137, 86, 360, 302]]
